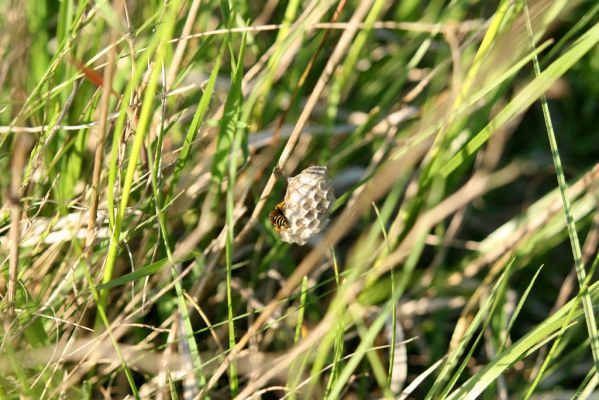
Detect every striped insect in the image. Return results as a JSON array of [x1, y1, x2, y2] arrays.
[[269, 201, 289, 232]]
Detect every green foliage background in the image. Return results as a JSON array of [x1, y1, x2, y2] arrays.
[[0, 0, 598, 398]]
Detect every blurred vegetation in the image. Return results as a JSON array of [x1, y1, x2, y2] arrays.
[[0, 0, 598, 398]]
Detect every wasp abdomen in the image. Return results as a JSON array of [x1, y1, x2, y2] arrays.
[[269, 201, 289, 232]]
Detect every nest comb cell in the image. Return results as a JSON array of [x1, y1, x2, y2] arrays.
[[270, 166, 335, 245]]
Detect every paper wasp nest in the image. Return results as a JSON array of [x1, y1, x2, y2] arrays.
[[278, 166, 335, 245]]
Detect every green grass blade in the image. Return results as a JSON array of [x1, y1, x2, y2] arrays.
[[324, 248, 345, 398], [441, 20, 599, 178], [223, 31, 248, 396], [149, 76, 207, 389], [426, 259, 515, 399], [521, 1, 599, 376], [100, 0, 182, 306], [499, 264, 544, 353], [96, 256, 168, 291], [170, 45, 224, 196], [447, 281, 599, 400]]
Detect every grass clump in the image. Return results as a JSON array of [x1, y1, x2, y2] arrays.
[[1, 0, 598, 398]]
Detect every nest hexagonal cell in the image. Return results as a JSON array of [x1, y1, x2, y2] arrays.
[[279, 166, 335, 245]]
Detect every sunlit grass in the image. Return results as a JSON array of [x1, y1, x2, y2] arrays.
[[1, 0, 598, 398]]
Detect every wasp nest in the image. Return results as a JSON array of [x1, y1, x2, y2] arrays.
[[279, 166, 335, 245]]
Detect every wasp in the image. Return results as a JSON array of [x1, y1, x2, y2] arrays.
[[269, 200, 289, 232]]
